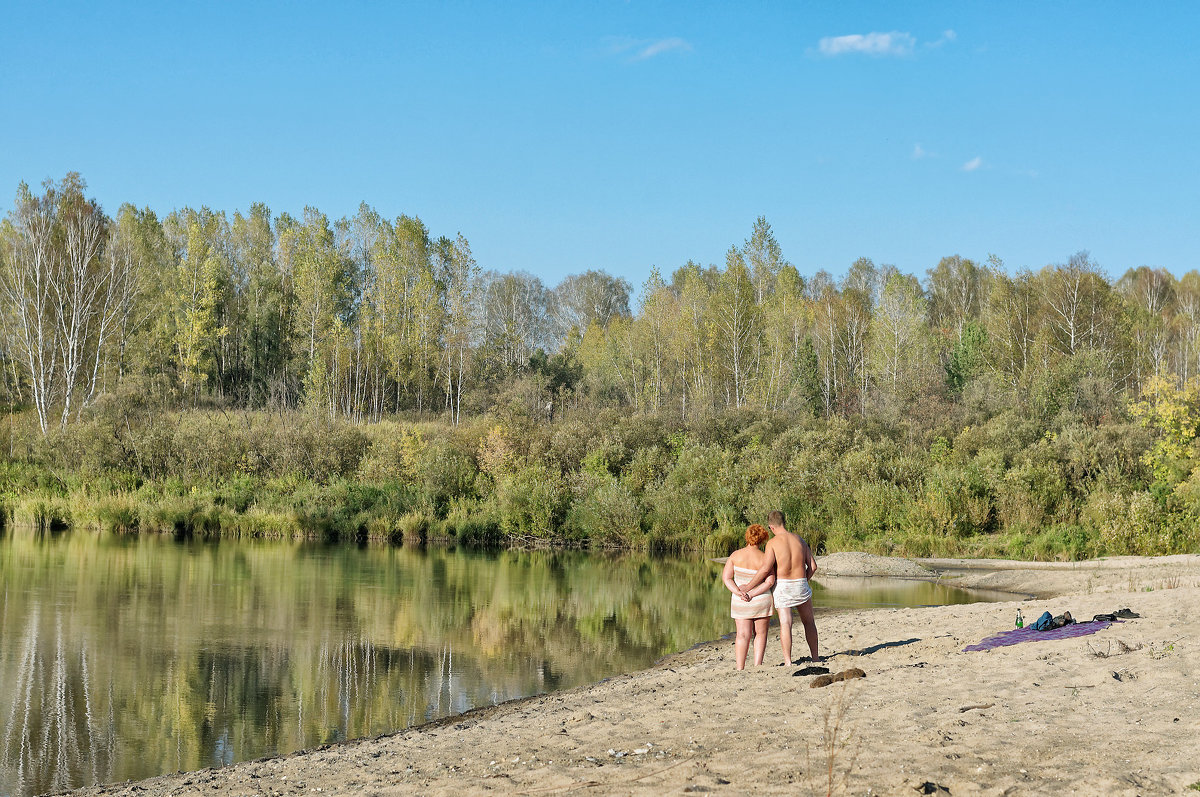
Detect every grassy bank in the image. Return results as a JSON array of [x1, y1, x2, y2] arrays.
[[3, 392, 1199, 559]]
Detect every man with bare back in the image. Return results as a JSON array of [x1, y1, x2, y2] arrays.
[[736, 509, 819, 665]]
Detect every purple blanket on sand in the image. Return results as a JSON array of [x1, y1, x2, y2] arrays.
[[963, 620, 1115, 652]]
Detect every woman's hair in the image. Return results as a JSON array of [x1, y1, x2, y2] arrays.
[[745, 523, 768, 546]]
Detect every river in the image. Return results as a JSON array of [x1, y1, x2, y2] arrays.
[[0, 530, 995, 796]]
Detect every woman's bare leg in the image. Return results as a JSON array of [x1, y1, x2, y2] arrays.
[[752, 617, 770, 665], [734, 618, 752, 670]]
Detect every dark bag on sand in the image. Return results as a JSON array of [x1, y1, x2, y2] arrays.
[[1030, 610, 1075, 631], [1050, 611, 1075, 629]]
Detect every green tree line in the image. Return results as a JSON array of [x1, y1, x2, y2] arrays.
[[2, 173, 1200, 558]]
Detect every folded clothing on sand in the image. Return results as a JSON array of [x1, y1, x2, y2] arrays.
[[1029, 610, 1074, 631]]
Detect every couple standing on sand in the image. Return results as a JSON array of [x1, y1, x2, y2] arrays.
[[720, 510, 819, 671]]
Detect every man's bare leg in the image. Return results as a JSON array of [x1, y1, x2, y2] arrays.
[[752, 617, 769, 665], [777, 606, 794, 664], [797, 599, 820, 662]]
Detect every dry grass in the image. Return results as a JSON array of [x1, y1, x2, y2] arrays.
[[1086, 639, 1142, 658], [804, 681, 860, 797], [1148, 639, 1182, 660]]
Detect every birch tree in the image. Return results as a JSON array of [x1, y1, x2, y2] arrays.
[[984, 268, 1041, 386], [0, 181, 59, 432], [281, 208, 351, 409], [482, 271, 550, 370], [868, 271, 929, 399], [709, 247, 758, 408], [442, 233, 478, 424], [168, 208, 229, 401], [0, 176, 141, 431], [744, 216, 784, 306], [927, 254, 987, 341]]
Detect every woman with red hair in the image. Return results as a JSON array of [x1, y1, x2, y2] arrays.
[[721, 524, 776, 669]]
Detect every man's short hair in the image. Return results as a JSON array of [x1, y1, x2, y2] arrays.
[[767, 509, 785, 527]]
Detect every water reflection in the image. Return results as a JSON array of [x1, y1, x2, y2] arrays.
[[0, 534, 732, 795], [810, 576, 994, 609], [0, 534, 997, 795], [0, 606, 114, 794]]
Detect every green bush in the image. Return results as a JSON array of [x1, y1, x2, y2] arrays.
[[95, 494, 141, 533], [1085, 490, 1166, 555], [644, 444, 735, 549], [495, 464, 567, 540], [26, 498, 71, 532], [414, 438, 478, 516], [566, 472, 642, 547], [443, 497, 502, 545], [397, 510, 433, 542], [0, 397, 1190, 559]]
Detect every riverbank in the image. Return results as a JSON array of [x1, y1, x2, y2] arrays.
[[68, 554, 1200, 796]]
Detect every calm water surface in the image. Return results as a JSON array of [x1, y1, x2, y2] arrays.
[[0, 531, 996, 796]]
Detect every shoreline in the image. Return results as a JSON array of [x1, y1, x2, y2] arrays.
[[66, 553, 1200, 796]]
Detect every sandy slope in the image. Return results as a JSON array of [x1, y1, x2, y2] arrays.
[[69, 554, 1200, 796]]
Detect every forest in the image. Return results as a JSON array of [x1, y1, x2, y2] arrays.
[[2, 173, 1199, 558]]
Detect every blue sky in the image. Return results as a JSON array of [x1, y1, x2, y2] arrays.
[[2, 2, 1198, 289]]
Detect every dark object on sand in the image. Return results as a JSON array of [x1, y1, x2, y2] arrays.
[[914, 782, 951, 794], [1029, 610, 1075, 631], [1093, 608, 1140, 622], [792, 666, 830, 677], [810, 668, 866, 687]]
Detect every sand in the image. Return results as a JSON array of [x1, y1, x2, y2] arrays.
[[69, 554, 1200, 796]]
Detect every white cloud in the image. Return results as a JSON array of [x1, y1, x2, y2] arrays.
[[818, 31, 916, 57], [606, 36, 692, 63], [632, 37, 691, 61], [962, 156, 983, 172], [912, 143, 930, 159], [926, 29, 957, 48]]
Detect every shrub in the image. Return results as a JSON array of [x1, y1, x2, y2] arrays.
[[95, 495, 141, 533], [495, 464, 567, 540], [214, 474, 259, 513], [1086, 490, 1165, 555], [995, 459, 1067, 530], [619, 445, 669, 497], [565, 472, 641, 547], [443, 497, 502, 546], [644, 444, 735, 549], [397, 510, 433, 542], [26, 498, 72, 532], [414, 437, 477, 516]]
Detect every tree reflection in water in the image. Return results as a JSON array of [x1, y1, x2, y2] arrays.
[[1, 533, 991, 795], [1, 607, 114, 795], [0, 533, 729, 796]]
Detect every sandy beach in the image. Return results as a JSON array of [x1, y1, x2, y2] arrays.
[[68, 553, 1200, 796]]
